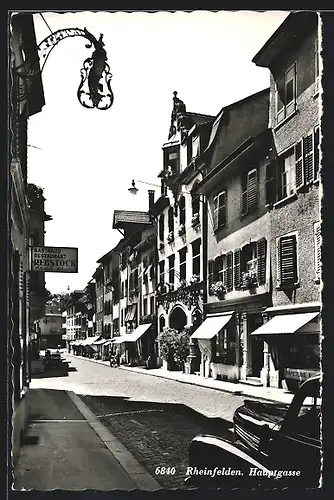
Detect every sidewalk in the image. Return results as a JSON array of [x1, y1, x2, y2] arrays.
[[13, 387, 161, 491], [66, 353, 295, 405]]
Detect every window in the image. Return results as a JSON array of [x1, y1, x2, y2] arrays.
[[314, 222, 321, 281], [168, 206, 174, 233], [234, 239, 267, 289], [164, 147, 179, 174], [208, 260, 214, 289], [159, 315, 165, 332], [191, 194, 200, 220], [276, 64, 296, 124], [241, 169, 257, 215], [215, 255, 227, 286], [179, 247, 187, 281], [192, 239, 201, 276], [213, 191, 227, 230], [192, 136, 200, 159], [213, 252, 233, 292], [143, 298, 147, 316], [121, 282, 124, 299], [314, 127, 320, 180], [121, 309, 124, 327], [168, 255, 175, 285], [159, 260, 165, 284], [150, 296, 155, 315], [315, 36, 320, 93], [277, 234, 298, 286], [159, 214, 165, 242], [280, 149, 296, 198], [179, 196, 186, 226]]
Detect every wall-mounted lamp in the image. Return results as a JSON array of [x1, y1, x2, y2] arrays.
[[128, 179, 161, 195]]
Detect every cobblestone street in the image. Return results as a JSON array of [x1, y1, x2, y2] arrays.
[[31, 355, 248, 488]]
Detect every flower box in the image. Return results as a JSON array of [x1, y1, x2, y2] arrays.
[[241, 271, 258, 289], [189, 274, 200, 285], [178, 224, 186, 236], [167, 231, 174, 244], [209, 281, 226, 298], [191, 213, 200, 227]]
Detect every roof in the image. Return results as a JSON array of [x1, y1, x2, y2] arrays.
[[252, 12, 317, 68], [203, 88, 269, 154], [97, 239, 125, 263], [186, 111, 215, 126], [113, 210, 151, 228], [92, 264, 103, 279]]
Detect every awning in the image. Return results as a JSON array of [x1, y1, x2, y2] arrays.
[[122, 323, 152, 342], [72, 340, 83, 346], [93, 338, 109, 345], [251, 312, 319, 336], [125, 304, 137, 322], [112, 336, 127, 344], [80, 335, 101, 346], [190, 313, 233, 340]]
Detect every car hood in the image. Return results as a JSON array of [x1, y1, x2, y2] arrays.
[[235, 400, 290, 429]]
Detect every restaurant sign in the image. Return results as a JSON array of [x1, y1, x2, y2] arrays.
[[285, 368, 319, 382], [30, 246, 78, 273]]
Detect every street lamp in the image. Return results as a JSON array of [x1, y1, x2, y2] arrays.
[[128, 179, 161, 195]]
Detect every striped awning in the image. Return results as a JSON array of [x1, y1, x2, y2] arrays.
[[251, 312, 319, 336], [80, 335, 101, 346]]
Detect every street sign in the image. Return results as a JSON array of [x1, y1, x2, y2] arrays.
[[30, 246, 78, 273]]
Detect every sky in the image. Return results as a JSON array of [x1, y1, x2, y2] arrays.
[[27, 10, 289, 294]]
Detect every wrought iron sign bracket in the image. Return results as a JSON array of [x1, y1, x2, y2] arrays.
[[14, 27, 114, 110]]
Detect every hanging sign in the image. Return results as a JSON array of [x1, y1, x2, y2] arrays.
[[30, 246, 78, 273]]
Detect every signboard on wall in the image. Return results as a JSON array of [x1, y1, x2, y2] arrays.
[[30, 246, 78, 273]]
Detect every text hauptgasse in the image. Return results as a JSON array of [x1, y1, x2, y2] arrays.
[[249, 468, 301, 478], [186, 467, 243, 478]]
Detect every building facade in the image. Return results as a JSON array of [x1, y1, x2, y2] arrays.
[[251, 11, 321, 390], [9, 13, 45, 462], [191, 89, 271, 382], [152, 92, 214, 371]]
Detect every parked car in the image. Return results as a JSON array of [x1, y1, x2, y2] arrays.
[[186, 374, 321, 488]]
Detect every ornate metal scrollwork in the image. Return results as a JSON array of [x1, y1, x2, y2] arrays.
[[14, 27, 114, 110]]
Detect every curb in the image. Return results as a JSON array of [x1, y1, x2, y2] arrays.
[[66, 353, 293, 405], [66, 390, 161, 491]]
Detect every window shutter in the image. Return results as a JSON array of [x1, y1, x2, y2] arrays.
[[295, 140, 304, 189], [265, 163, 275, 205], [218, 192, 227, 228], [208, 260, 214, 289], [226, 252, 233, 291], [213, 196, 218, 230], [279, 235, 297, 285], [314, 222, 321, 280], [256, 238, 267, 285], [314, 127, 320, 180], [247, 170, 257, 212], [303, 134, 314, 184], [234, 249, 241, 289]]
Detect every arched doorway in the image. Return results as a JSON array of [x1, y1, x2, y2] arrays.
[[169, 306, 187, 332]]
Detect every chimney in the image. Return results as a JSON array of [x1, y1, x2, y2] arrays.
[[148, 190, 155, 214]]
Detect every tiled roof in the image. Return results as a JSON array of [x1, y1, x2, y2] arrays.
[[97, 239, 125, 263], [187, 112, 215, 126], [113, 210, 151, 227]]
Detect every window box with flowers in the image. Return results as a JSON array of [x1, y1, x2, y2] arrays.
[[241, 270, 258, 290], [178, 224, 186, 237], [167, 231, 174, 244], [189, 274, 200, 285], [191, 213, 200, 227], [129, 288, 139, 299], [209, 281, 226, 299]]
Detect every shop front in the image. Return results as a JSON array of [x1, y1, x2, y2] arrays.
[[190, 312, 240, 381], [251, 304, 321, 390], [111, 323, 153, 366]]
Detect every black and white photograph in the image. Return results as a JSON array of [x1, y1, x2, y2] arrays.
[[8, 9, 324, 493]]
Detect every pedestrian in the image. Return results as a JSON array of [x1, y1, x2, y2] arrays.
[[115, 346, 120, 367]]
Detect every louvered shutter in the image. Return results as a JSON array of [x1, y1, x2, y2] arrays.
[[226, 252, 233, 291], [218, 192, 227, 228], [303, 134, 314, 184], [265, 163, 275, 205], [247, 170, 257, 212], [213, 196, 219, 230], [208, 260, 214, 290], [234, 249, 241, 289], [279, 235, 297, 285], [295, 140, 304, 189], [256, 238, 267, 285], [314, 127, 320, 180], [314, 222, 321, 280]]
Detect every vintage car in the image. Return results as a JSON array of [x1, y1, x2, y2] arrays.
[[186, 374, 321, 488]]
